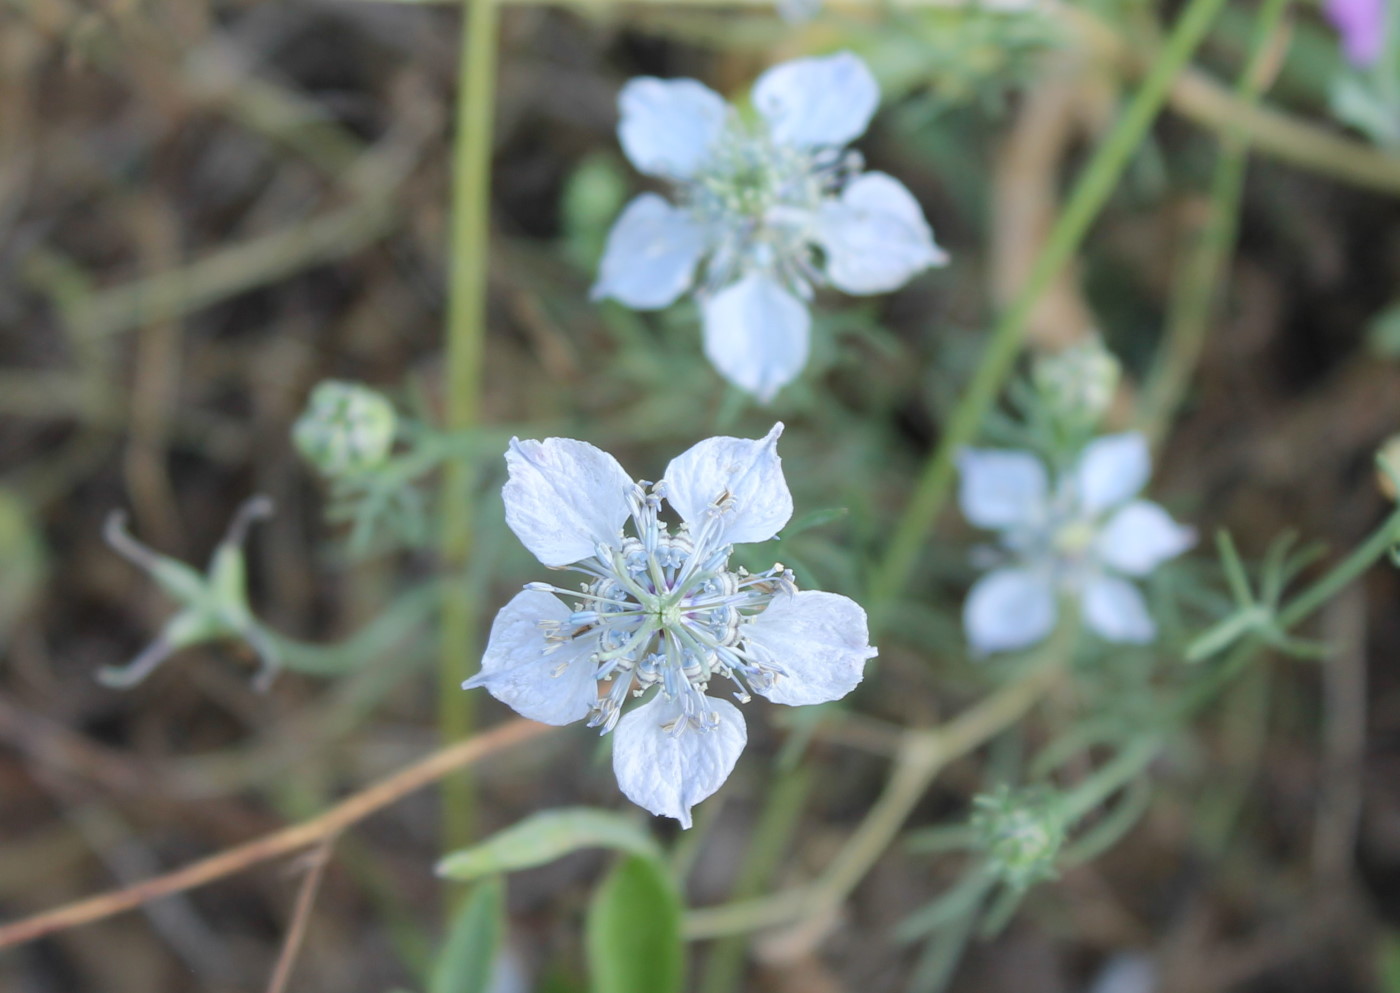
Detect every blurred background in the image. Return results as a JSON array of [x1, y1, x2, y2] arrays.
[[3, 0, 1400, 991]]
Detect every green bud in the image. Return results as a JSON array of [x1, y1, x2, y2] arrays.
[[293, 381, 397, 477], [1033, 337, 1121, 428], [972, 786, 1065, 890]]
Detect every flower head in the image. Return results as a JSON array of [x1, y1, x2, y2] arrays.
[[593, 52, 946, 403], [957, 433, 1195, 654], [465, 424, 876, 827]]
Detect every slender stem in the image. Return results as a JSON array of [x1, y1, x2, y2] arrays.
[[683, 657, 1063, 940], [0, 720, 552, 949], [867, 0, 1229, 623], [264, 839, 335, 993], [439, 0, 500, 853], [1177, 506, 1400, 720], [699, 767, 813, 993], [1139, 0, 1293, 441], [1276, 506, 1400, 628]]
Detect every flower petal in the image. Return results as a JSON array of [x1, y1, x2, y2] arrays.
[[463, 590, 599, 726], [591, 194, 707, 309], [964, 567, 1057, 655], [957, 449, 1050, 531], [744, 590, 876, 705], [612, 693, 747, 828], [1082, 575, 1156, 643], [700, 273, 810, 402], [503, 437, 635, 567], [1096, 500, 1195, 577], [618, 77, 728, 179], [817, 173, 946, 294], [1075, 433, 1151, 515], [752, 51, 879, 148], [662, 423, 792, 546]]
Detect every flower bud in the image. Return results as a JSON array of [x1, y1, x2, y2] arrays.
[[1033, 337, 1121, 427], [1377, 435, 1400, 502], [294, 381, 396, 477], [972, 786, 1065, 890]]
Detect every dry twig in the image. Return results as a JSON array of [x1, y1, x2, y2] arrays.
[[0, 719, 553, 949]]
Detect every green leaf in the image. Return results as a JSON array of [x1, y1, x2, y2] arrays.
[[429, 878, 504, 993], [586, 856, 684, 993], [436, 808, 662, 881]]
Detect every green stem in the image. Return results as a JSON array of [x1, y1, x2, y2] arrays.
[[683, 653, 1065, 940], [1139, 0, 1292, 442], [698, 767, 813, 993], [1177, 506, 1400, 719], [440, 0, 499, 854], [1276, 505, 1400, 628], [867, 0, 1229, 624], [1060, 735, 1162, 823]]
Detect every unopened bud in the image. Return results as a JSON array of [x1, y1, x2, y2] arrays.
[[294, 381, 396, 477], [972, 786, 1065, 890], [1033, 337, 1121, 427]]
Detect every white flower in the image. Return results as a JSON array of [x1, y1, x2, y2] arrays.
[[593, 52, 947, 403], [465, 424, 877, 827], [957, 433, 1195, 655]]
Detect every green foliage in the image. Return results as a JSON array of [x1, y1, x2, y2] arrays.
[[437, 808, 663, 881], [429, 879, 505, 993], [0, 489, 45, 648], [586, 856, 684, 993]]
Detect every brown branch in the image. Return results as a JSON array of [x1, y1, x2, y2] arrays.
[[0, 719, 553, 949], [264, 838, 335, 993]]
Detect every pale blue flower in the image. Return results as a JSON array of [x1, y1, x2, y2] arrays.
[[593, 52, 946, 402], [957, 433, 1195, 655], [465, 424, 876, 827]]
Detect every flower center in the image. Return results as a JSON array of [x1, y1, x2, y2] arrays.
[[532, 481, 795, 736], [679, 121, 857, 297]]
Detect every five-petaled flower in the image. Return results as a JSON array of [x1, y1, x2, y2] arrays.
[[957, 433, 1195, 655], [464, 424, 876, 827], [592, 51, 946, 403]]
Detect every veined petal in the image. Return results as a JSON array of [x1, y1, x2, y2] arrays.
[[964, 567, 1057, 655], [504, 437, 634, 567], [1075, 433, 1151, 515], [662, 423, 792, 546], [817, 173, 946, 294], [752, 51, 879, 149], [1082, 575, 1156, 644], [618, 77, 728, 179], [745, 590, 875, 706], [700, 273, 810, 403], [612, 693, 747, 828], [957, 449, 1050, 531], [463, 590, 599, 726], [1096, 500, 1195, 577], [591, 194, 707, 310]]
